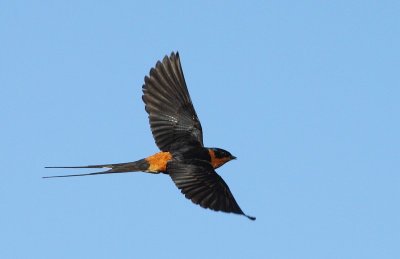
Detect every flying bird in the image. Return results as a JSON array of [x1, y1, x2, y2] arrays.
[[45, 52, 255, 221]]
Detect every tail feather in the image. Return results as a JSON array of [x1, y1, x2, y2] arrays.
[[43, 170, 126, 178], [45, 164, 115, 169], [44, 159, 149, 179]]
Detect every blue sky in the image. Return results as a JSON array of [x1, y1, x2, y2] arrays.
[[1, 1, 399, 258]]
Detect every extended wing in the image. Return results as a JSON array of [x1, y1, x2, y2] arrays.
[[142, 52, 203, 152], [168, 159, 255, 220]]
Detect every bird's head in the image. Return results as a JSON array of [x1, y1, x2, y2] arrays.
[[209, 148, 236, 169]]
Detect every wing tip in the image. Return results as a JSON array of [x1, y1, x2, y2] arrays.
[[245, 214, 256, 221], [170, 51, 179, 58], [162, 51, 180, 66]]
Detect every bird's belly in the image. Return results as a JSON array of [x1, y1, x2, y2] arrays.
[[145, 151, 173, 172]]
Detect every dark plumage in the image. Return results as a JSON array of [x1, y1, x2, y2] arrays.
[[45, 52, 255, 221]]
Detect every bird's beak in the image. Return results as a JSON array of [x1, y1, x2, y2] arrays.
[[231, 155, 237, 160]]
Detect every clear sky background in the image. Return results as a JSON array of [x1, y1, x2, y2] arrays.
[[1, 1, 399, 258]]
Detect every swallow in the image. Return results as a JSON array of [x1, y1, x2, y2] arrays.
[[45, 52, 255, 220]]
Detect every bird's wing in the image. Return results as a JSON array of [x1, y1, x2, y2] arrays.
[[168, 159, 255, 220], [142, 52, 203, 152]]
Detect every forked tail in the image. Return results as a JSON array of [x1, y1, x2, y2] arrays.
[[44, 159, 149, 178]]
